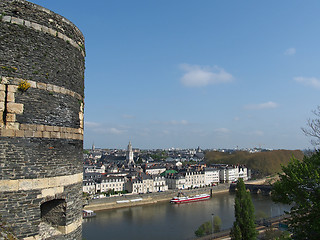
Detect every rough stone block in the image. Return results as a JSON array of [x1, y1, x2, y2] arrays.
[[20, 124, 30, 130], [37, 82, 47, 90], [18, 179, 33, 191], [46, 84, 54, 91], [0, 102, 4, 111], [60, 87, 67, 94], [41, 25, 50, 34], [0, 128, 15, 137], [53, 126, 60, 132], [24, 20, 31, 28], [29, 125, 37, 131], [7, 85, 18, 93], [34, 131, 42, 138], [50, 131, 61, 138], [45, 125, 54, 131], [42, 187, 64, 198], [7, 92, 15, 102], [0, 84, 5, 91], [0, 180, 19, 192], [0, 91, 5, 100], [57, 32, 64, 39], [53, 85, 61, 93], [36, 125, 45, 131], [11, 17, 24, 25], [6, 114, 16, 122], [24, 130, 35, 138], [31, 22, 42, 31], [6, 122, 19, 130], [2, 16, 12, 23], [48, 28, 57, 37], [29, 80, 37, 88], [33, 178, 49, 190], [15, 130, 24, 137], [42, 131, 50, 138], [7, 102, 23, 114]]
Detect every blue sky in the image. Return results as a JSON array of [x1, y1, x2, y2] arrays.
[[29, 0, 319, 150]]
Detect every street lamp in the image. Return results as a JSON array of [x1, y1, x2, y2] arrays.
[[211, 213, 214, 239]]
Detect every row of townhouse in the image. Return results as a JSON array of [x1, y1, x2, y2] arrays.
[[83, 165, 249, 194], [83, 173, 168, 195], [164, 166, 249, 190]]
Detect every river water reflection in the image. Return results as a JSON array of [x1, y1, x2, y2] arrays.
[[83, 193, 290, 240]]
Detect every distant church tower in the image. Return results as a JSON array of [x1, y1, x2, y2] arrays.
[[126, 141, 135, 165]]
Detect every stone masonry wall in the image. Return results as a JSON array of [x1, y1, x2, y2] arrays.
[[0, 1, 85, 239]]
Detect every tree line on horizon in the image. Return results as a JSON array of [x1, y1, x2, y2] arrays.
[[204, 150, 304, 178]]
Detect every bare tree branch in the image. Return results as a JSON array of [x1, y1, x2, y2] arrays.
[[302, 106, 320, 146]]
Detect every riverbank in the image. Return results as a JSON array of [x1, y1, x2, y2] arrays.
[[84, 178, 266, 211]]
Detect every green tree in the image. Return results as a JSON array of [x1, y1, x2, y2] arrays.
[[272, 151, 320, 239], [230, 178, 257, 240], [194, 221, 211, 237], [213, 215, 222, 233]]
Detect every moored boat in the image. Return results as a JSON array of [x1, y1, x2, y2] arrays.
[[83, 210, 96, 218], [170, 193, 211, 204]]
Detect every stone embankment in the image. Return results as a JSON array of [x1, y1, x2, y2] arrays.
[[84, 179, 266, 211]]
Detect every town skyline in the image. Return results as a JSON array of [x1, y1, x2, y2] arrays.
[[29, 0, 320, 150]]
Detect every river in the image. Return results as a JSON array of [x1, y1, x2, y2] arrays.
[[82, 193, 290, 240]]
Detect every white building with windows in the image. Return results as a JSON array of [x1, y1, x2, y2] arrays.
[[83, 179, 96, 194], [219, 165, 249, 183], [183, 170, 205, 188], [165, 174, 186, 190], [145, 166, 166, 175], [125, 173, 154, 194], [204, 168, 220, 185], [100, 176, 125, 192], [152, 175, 168, 192]]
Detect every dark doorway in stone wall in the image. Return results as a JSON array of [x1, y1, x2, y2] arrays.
[[40, 199, 66, 226]]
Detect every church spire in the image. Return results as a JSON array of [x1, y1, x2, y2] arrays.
[[126, 141, 134, 166]]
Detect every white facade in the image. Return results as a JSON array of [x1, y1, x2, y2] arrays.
[[204, 168, 220, 185], [84, 165, 106, 174], [83, 180, 96, 194], [184, 171, 205, 188], [100, 176, 125, 192], [165, 175, 186, 190], [125, 177, 154, 194], [152, 175, 168, 192], [219, 166, 248, 183], [145, 167, 166, 175]]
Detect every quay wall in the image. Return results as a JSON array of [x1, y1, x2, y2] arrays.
[[85, 179, 267, 211]]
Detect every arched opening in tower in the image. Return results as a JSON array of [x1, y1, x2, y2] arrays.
[[40, 199, 66, 227]]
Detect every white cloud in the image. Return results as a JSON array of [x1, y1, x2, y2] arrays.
[[244, 101, 278, 110], [214, 128, 230, 133], [106, 128, 126, 135], [84, 121, 100, 128], [168, 120, 188, 125], [294, 76, 320, 89], [284, 48, 296, 56], [180, 64, 234, 87], [152, 120, 189, 125]]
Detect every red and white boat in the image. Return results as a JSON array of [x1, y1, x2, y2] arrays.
[[170, 193, 211, 204]]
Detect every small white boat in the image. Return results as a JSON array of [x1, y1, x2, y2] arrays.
[[170, 193, 211, 204], [83, 210, 96, 218]]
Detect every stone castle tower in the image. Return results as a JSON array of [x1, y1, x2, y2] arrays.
[[0, 1, 85, 239]]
